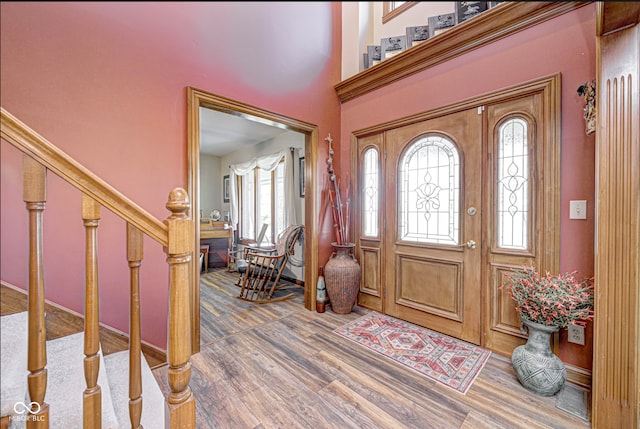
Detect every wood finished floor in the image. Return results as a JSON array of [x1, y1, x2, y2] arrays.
[[152, 269, 591, 429]]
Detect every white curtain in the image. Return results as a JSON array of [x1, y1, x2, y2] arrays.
[[229, 149, 297, 230]]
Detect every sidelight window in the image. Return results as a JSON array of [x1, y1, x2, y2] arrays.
[[496, 117, 529, 250], [362, 148, 380, 237]]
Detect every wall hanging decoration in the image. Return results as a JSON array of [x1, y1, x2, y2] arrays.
[[577, 80, 596, 136]]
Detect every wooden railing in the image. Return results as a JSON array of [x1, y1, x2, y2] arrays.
[[1, 107, 196, 428]]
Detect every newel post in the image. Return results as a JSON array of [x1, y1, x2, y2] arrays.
[[164, 188, 196, 428]]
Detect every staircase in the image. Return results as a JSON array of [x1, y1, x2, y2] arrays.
[[1, 312, 165, 428], [0, 107, 196, 428]]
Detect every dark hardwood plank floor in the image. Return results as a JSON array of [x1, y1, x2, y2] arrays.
[[152, 269, 591, 429], [0, 283, 166, 368]]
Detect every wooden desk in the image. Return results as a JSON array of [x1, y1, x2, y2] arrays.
[[200, 219, 233, 268]]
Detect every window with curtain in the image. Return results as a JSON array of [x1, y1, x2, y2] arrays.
[[239, 161, 285, 244]]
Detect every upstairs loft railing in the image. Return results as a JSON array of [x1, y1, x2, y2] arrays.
[[0, 107, 196, 428]]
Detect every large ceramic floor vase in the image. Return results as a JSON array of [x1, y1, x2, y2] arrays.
[[511, 317, 567, 396], [324, 243, 361, 314]]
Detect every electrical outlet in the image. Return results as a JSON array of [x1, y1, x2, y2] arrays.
[[568, 324, 585, 345]]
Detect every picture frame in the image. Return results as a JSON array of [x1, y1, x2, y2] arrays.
[[406, 25, 430, 48], [299, 157, 305, 197], [456, 1, 488, 24], [223, 175, 230, 203], [380, 35, 407, 60], [365, 45, 381, 69], [428, 13, 456, 38]]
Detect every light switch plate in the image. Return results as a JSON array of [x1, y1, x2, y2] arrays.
[[569, 200, 587, 219]]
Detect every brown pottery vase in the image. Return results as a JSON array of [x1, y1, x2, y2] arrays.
[[324, 243, 361, 314]]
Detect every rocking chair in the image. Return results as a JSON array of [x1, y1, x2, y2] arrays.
[[237, 224, 304, 303]]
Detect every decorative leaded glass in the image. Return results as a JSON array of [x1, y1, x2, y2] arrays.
[[497, 118, 529, 249], [362, 148, 379, 237], [399, 135, 460, 245]]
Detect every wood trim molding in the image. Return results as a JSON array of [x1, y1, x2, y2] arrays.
[[592, 11, 639, 427], [565, 363, 592, 389], [596, 1, 640, 36], [382, 2, 418, 24], [335, 2, 589, 103], [0, 108, 168, 246], [351, 73, 561, 139], [186, 87, 320, 354]]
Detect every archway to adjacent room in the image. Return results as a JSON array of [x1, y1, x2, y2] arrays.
[[186, 87, 319, 353]]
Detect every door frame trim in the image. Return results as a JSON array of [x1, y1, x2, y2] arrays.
[[350, 73, 561, 346], [187, 87, 319, 353]]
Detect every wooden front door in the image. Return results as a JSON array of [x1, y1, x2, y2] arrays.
[[384, 108, 483, 344], [353, 76, 559, 353]]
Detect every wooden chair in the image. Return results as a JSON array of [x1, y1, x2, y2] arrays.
[[227, 223, 268, 272], [237, 224, 303, 303]]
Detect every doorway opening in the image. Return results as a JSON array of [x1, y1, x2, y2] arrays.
[[187, 87, 319, 353]]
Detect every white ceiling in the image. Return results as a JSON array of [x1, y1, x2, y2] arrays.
[[199, 107, 290, 156]]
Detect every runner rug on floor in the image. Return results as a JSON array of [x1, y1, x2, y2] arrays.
[[333, 312, 491, 395]]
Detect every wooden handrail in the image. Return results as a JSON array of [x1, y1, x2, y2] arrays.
[[5, 106, 196, 428], [0, 107, 168, 247]]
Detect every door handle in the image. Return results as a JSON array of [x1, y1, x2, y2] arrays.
[[459, 240, 477, 249]]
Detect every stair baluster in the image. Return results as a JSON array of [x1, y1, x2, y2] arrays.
[[164, 189, 196, 428], [3, 108, 197, 428], [82, 195, 102, 428], [127, 224, 143, 429], [23, 155, 49, 428]]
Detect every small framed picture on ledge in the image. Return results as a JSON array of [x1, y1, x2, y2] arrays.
[[456, 1, 488, 24], [428, 13, 456, 37], [365, 45, 382, 69], [380, 35, 407, 60], [406, 25, 430, 48]]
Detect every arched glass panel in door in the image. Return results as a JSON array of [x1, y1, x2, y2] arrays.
[[362, 147, 379, 237], [496, 118, 529, 250], [398, 135, 460, 245]]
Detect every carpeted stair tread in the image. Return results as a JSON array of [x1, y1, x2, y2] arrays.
[[104, 350, 165, 428], [1, 312, 29, 423], [41, 332, 119, 429]]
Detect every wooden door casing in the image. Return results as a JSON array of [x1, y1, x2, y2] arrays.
[[351, 74, 560, 354], [355, 133, 384, 312], [482, 93, 549, 355]]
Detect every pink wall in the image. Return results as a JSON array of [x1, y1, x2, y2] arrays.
[[339, 5, 596, 369], [0, 2, 342, 349]]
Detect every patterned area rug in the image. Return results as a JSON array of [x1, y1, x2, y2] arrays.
[[333, 312, 491, 394]]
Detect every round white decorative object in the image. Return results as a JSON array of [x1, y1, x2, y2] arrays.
[[210, 209, 221, 221]]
